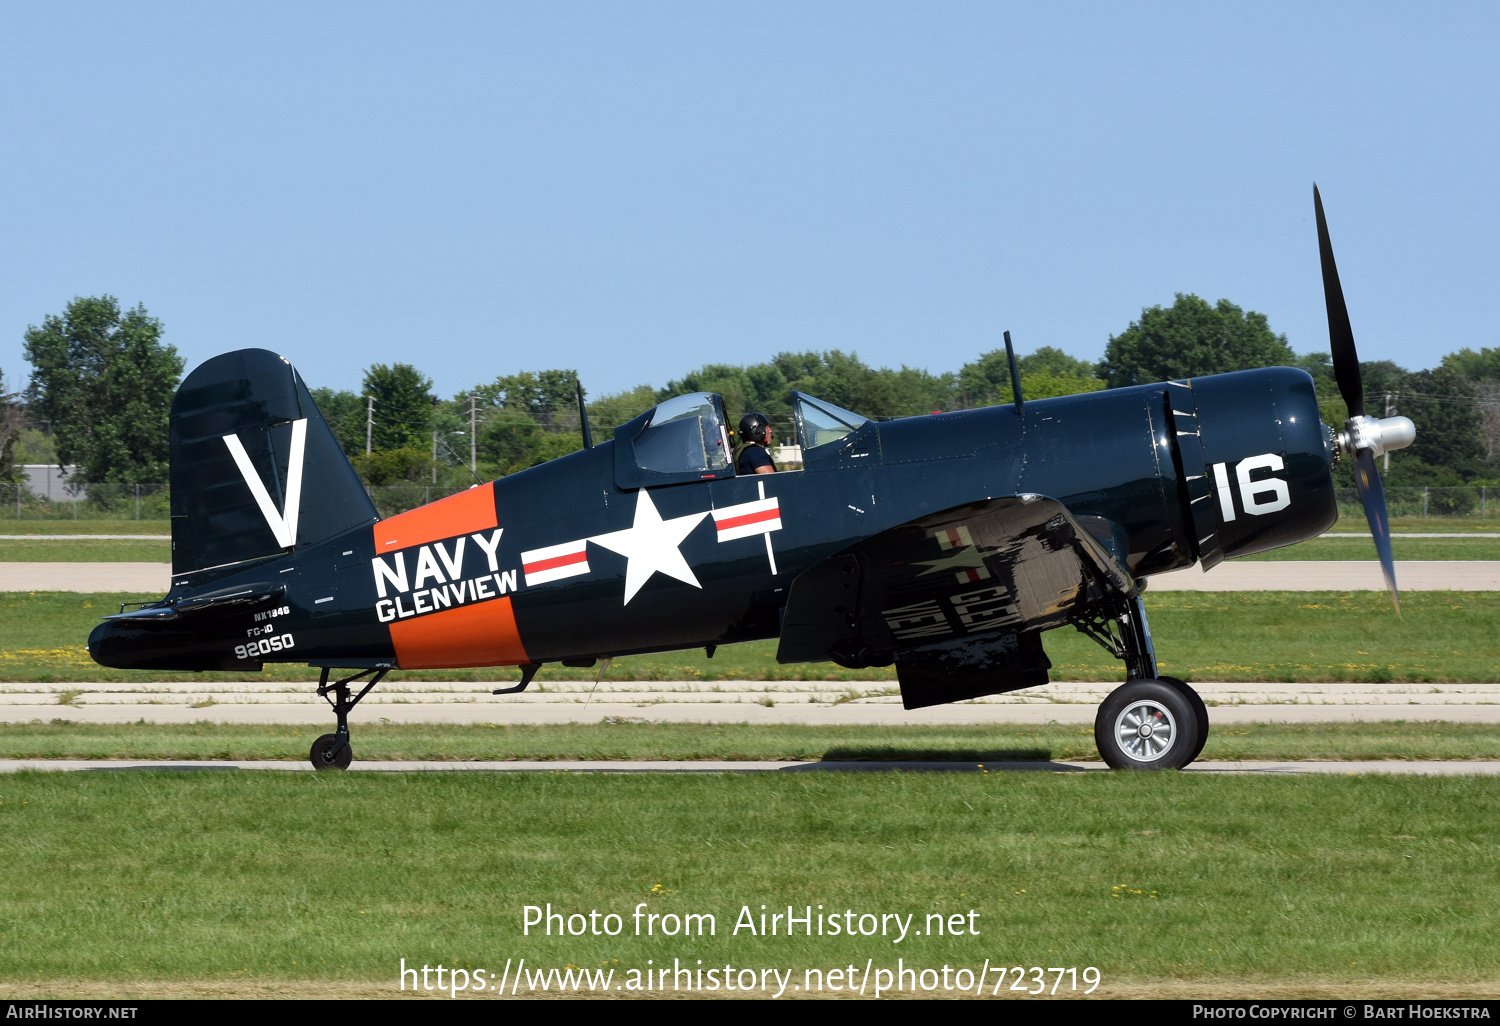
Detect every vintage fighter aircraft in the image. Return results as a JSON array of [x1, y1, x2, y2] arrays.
[[88, 188, 1416, 770]]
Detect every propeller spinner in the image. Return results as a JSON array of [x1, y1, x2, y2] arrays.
[[1313, 185, 1416, 612]]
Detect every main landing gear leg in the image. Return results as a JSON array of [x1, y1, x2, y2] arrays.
[[1076, 594, 1208, 770], [310, 667, 388, 771]]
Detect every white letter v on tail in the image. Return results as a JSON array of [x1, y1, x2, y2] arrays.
[[223, 419, 307, 549]]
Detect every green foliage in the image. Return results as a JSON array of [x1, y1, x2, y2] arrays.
[[1442, 346, 1500, 382], [1100, 294, 1294, 388], [21, 296, 183, 482], [470, 369, 582, 433], [1324, 361, 1494, 488], [1439, 350, 1500, 466], [663, 363, 783, 427], [0, 369, 21, 484], [588, 384, 660, 435], [771, 350, 955, 419], [444, 369, 588, 477], [309, 387, 367, 458], [361, 363, 434, 451], [1399, 367, 1485, 477], [348, 446, 435, 486], [957, 346, 1105, 406], [473, 410, 582, 476]]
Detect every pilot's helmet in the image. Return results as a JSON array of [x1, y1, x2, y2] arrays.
[[738, 413, 771, 445]]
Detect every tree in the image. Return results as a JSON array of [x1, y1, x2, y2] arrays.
[[0, 369, 22, 484], [362, 364, 435, 452], [1441, 348, 1500, 464], [470, 369, 582, 433], [22, 296, 183, 482], [1099, 294, 1294, 388], [349, 446, 436, 485], [309, 387, 367, 458], [763, 351, 953, 419], [587, 384, 659, 437], [1442, 346, 1500, 383], [1399, 367, 1485, 477], [957, 346, 1104, 407]]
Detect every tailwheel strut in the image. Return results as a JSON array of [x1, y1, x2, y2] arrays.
[[310, 666, 389, 770]]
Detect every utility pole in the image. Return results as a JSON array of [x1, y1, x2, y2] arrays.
[[469, 395, 478, 476], [431, 397, 441, 484], [365, 396, 375, 455]]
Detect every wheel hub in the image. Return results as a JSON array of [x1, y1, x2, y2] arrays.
[[1114, 700, 1176, 762]]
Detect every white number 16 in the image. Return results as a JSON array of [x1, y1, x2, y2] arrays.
[[1212, 453, 1291, 521]]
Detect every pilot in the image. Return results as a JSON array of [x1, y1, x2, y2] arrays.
[[734, 413, 777, 475]]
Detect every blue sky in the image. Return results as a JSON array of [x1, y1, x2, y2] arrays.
[[1, 2, 1495, 398]]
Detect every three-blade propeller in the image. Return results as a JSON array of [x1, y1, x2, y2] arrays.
[[1314, 185, 1409, 614]]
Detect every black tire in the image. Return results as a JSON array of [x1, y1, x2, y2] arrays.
[[310, 733, 352, 771], [1094, 679, 1200, 770], [1158, 676, 1209, 765]]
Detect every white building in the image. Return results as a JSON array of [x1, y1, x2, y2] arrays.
[[21, 465, 84, 501]]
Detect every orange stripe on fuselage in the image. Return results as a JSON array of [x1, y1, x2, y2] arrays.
[[374, 485, 498, 551], [388, 595, 529, 670], [375, 485, 527, 669]]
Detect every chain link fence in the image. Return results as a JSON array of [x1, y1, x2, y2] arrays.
[[1336, 486, 1494, 519], [0, 483, 171, 520]]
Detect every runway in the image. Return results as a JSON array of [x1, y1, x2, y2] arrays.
[[2, 758, 1497, 775], [6, 678, 1500, 723]]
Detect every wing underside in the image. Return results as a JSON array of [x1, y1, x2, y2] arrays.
[[777, 495, 1135, 709]]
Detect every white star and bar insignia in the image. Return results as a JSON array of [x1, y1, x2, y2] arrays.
[[520, 488, 784, 604]]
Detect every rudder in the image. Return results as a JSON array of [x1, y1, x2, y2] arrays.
[[169, 349, 376, 575]]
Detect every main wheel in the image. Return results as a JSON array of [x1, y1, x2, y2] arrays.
[[1158, 676, 1209, 764], [310, 733, 352, 771], [1094, 679, 1200, 770]]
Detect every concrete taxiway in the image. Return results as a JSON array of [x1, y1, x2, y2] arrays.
[[5, 679, 1499, 724]]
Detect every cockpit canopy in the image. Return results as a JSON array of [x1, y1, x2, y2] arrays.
[[613, 392, 733, 489], [612, 389, 872, 489], [792, 392, 867, 450]]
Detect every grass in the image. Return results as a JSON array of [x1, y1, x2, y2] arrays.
[[0, 539, 170, 561], [0, 520, 169, 535], [1241, 536, 1500, 560], [1, 590, 1495, 684], [1329, 515, 1499, 533], [0, 771, 1494, 996], [3, 719, 1500, 762]]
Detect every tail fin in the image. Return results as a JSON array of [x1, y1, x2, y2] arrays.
[[169, 349, 376, 575]]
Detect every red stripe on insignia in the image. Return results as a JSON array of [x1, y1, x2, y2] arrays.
[[524, 550, 589, 574], [716, 508, 781, 532]]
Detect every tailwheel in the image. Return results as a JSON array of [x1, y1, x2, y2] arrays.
[[310, 733, 352, 771], [310, 666, 389, 772], [1095, 678, 1201, 770]]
